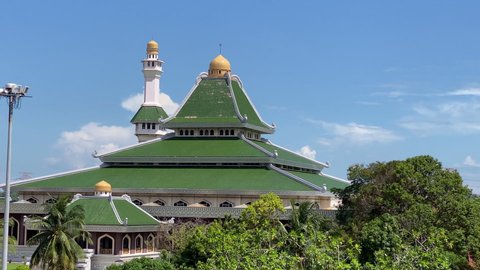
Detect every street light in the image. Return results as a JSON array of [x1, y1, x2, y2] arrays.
[[0, 83, 29, 270]]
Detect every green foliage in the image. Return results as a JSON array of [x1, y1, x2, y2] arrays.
[[178, 193, 298, 269], [12, 265, 29, 270], [27, 195, 91, 270], [335, 155, 480, 268], [107, 155, 480, 269], [0, 219, 18, 253], [106, 257, 175, 270]]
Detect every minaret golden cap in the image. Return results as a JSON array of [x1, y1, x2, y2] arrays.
[[146, 40, 159, 55]]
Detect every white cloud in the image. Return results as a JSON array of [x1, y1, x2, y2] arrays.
[[464, 156, 480, 168], [121, 92, 179, 115], [121, 94, 144, 112], [53, 122, 136, 169], [308, 119, 402, 146], [400, 101, 480, 135], [446, 88, 480, 97], [296, 145, 317, 160], [356, 101, 379, 106]]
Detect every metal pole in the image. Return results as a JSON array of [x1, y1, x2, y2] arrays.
[[2, 96, 14, 270]]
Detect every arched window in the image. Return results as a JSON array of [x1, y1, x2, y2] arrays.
[[122, 235, 131, 254], [98, 234, 114, 255], [9, 218, 19, 244], [198, 200, 211, 207], [219, 201, 233, 208], [204, 130, 209, 136], [199, 130, 204, 136], [179, 130, 184, 136], [26, 197, 37, 203], [135, 234, 143, 253], [174, 200, 187, 207], [230, 129, 234, 135], [190, 130, 194, 136], [45, 198, 56, 204], [210, 130, 214, 136], [220, 130, 224, 136], [153, 200, 166, 206], [146, 234, 155, 252], [132, 199, 143, 206]]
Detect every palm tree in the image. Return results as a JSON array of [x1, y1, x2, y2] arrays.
[[27, 196, 91, 270], [0, 219, 17, 255]]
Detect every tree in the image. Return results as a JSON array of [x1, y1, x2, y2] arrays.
[[27, 196, 91, 270], [0, 219, 17, 255], [335, 155, 480, 268], [177, 193, 300, 269]]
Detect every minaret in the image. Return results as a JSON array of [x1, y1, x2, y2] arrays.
[[130, 40, 169, 143], [142, 40, 163, 105]]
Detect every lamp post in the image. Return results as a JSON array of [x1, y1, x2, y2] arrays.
[[0, 83, 29, 270]]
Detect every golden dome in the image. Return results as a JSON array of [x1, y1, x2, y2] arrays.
[[95, 180, 112, 193], [146, 40, 159, 54], [208, 55, 231, 77]]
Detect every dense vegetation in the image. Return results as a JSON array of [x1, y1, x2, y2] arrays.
[[106, 155, 479, 269]]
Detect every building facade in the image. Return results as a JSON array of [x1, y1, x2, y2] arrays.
[[1, 40, 350, 267]]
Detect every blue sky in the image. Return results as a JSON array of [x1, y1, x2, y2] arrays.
[[1, 1, 479, 193]]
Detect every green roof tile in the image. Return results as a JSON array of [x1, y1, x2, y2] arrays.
[[113, 199, 159, 225], [68, 197, 158, 226], [231, 80, 271, 130], [169, 79, 240, 124], [14, 167, 315, 192], [289, 171, 350, 190], [131, 106, 168, 123], [68, 198, 120, 225], [254, 140, 323, 168], [165, 78, 273, 133], [103, 137, 266, 158]]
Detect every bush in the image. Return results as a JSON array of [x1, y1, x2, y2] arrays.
[[106, 257, 175, 270]]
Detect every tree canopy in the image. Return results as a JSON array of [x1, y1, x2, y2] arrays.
[[335, 155, 480, 269]]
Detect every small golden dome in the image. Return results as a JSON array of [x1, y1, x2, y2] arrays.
[[208, 55, 231, 77], [95, 180, 112, 193], [146, 40, 159, 55]]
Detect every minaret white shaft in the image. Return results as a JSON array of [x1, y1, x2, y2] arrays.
[[142, 40, 163, 106]]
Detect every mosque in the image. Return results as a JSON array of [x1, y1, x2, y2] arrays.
[[1, 40, 350, 269]]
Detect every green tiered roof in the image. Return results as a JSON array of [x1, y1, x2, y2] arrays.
[[164, 78, 274, 133], [13, 167, 341, 192], [131, 105, 168, 123], [68, 196, 159, 226], [98, 137, 325, 171]]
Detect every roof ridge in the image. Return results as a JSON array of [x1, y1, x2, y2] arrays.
[[261, 139, 329, 168], [230, 75, 275, 130], [109, 198, 125, 225], [227, 73, 246, 122], [240, 134, 274, 157], [268, 164, 326, 192], [161, 72, 207, 124], [8, 166, 100, 188], [98, 133, 175, 160]]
